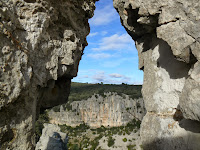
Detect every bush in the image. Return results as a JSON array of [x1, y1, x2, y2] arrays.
[[72, 144, 79, 150], [107, 136, 115, 147], [123, 138, 127, 142], [97, 126, 106, 134], [127, 144, 136, 150]]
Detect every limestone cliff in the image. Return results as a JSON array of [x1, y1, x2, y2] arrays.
[[0, 0, 97, 149], [113, 0, 200, 149], [48, 93, 145, 128], [1, 0, 200, 149]]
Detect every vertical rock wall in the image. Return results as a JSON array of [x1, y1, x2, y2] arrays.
[[48, 93, 145, 128], [113, 0, 200, 149], [1, 0, 200, 149], [0, 0, 97, 149]]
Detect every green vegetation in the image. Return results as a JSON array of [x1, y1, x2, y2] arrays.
[[59, 123, 90, 136], [35, 111, 49, 142], [107, 136, 115, 147], [59, 119, 141, 149], [39, 82, 142, 148], [127, 144, 136, 150], [68, 82, 142, 102], [123, 138, 127, 142]]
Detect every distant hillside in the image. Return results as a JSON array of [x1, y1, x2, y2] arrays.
[[68, 82, 142, 102]]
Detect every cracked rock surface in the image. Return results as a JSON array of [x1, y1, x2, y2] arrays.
[[1, 0, 200, 149], [0, 0, 96, 149], [114, 0, 200, 149]]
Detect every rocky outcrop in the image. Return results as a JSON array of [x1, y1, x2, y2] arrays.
[[1, 0, 200, 149], [0, 0, 96, 149], [35, 123, 68, 150], [113, 0, 200, 149], [48, 93, 145, 128]]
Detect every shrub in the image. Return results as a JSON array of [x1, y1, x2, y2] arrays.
[[123, 138, 127, 142], [71, 144, 79, 150], [127, 144, 136, 150], [107, 136, 115, 147]]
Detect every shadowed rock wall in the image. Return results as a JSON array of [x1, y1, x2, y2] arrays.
[[113, 0, 200, 149], [0, 0, 97, 149]]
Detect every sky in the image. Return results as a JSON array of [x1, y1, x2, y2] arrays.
[[72, 0, 143, 85]]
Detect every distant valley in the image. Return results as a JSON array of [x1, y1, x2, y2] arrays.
[[35, 82, 145, 150]]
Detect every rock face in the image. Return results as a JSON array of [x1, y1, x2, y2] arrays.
[[48, 93, 145, 128], [0, 0, 96, 149], [113, 0, 200, 149], [35, 123, 68, 150], [1, 0, 200, 149]]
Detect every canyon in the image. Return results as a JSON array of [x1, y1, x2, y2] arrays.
[[48, 93, 145, 128], [0, 0, 200, 149]]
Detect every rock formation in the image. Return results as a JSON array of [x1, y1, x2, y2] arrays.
[[35, 123, 68, 150], [48, 93, 145, 128], [1, 0, 200, 149], [113, 0, 200, 149], [0, 0, 96, 149]]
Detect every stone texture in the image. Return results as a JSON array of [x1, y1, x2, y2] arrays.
[[114, 0, 200, 149], [35, 123, 68, 150], [0, 0, 96, 149], [141, 113, 200, 150], [1, 0, 200, 149], [48, 93, 146, 128]]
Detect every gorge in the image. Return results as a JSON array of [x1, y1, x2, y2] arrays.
[[0, 0, 200, 149]]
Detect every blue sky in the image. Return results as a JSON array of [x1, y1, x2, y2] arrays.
[[72, 0, 143, 85]]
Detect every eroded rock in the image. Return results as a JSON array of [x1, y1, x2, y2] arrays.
[[35, 123, 68, 150], [1, 0, 200, 149], [114, 0, 200, 149], [0, 0, 96, 149]]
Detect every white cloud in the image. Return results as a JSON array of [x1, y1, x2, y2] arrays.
[[91, 71, 136, 84], [77, 75, 89, 79], [88, 32, 98, 37], [89, 5, 118, 26], [73, 69, 143, 84], [101, 31, 108, 36], [109, 73, 123, 78], [87, 53, 114, 59], [92, 71, 106, 82], [92, 34, 133, 51]]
